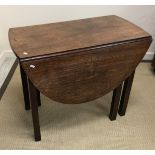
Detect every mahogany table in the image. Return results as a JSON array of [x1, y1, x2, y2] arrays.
[[9, 15, 152, 141]]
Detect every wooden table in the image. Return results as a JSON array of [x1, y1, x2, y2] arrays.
[[9, 15, 152, 141]]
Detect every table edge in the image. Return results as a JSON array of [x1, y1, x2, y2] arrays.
[[17, 36, 152, 62]]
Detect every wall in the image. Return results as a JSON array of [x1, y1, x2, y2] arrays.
[[0, 5, 155, 59]]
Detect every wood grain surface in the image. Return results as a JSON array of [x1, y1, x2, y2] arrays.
[[9, 15, 150, 60], [21, 38, 152, 104], [8, 15, 152, 142]]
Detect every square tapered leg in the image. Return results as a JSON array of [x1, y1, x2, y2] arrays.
[[28, 78, 41, 141], [20, 65, 31, 110], [37, 90, 41, 106], [118, 71, 135, 116], [20, 64, 41, 109], [109, 83, 123, 121]]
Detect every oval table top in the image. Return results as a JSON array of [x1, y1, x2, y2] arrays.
[[9, 15, 151, 61], [8, 15, 152, 104]]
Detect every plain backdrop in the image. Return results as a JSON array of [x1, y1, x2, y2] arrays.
[[0, 5, 155, 58]]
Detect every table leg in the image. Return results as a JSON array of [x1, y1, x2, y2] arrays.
[[118, 70, 135, 116], [36, 89, 41, 106], [20, 65, 30, 110], [28, 78, 41, 141], [109, 83, 123, 121], [20, 64, 41, 109]]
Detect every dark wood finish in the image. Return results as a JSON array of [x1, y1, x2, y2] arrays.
[[152, 54, 155, 70], [21, 38, 151, 104], [20, 64, 30, 110], [118, 70, 135, 116], [37, 90, 41, 106], [9, 15, 150, 60], [0, 58, 18, 100], [8, 15, 152, 141], [28, 78, 41, 141], [109, 83, 123, 121], [20, 64, 41, 109]]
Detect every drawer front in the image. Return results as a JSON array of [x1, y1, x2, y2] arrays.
[[21, 39, 151, 104]]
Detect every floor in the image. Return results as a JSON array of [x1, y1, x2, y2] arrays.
[[0, 63, 155, 149]]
